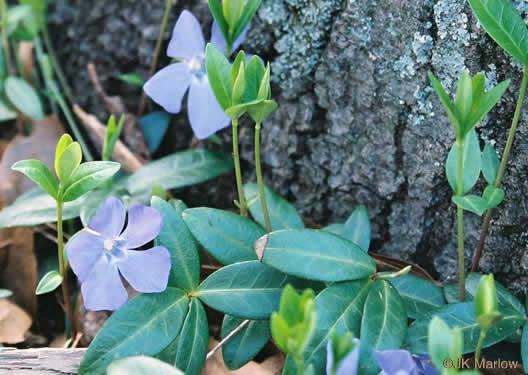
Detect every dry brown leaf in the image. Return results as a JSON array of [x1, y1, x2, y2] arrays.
[[0, 115, 64, 206], [200, 338, 277, 375], [0, 227, 37, 316], [18, 42, 34, 85], [0, 299, 32, 344]]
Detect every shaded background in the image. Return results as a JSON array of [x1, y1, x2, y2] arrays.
[[48, 0, 528, 295]]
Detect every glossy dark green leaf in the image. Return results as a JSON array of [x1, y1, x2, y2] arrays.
[[118, 73, 145, 86], [405, 302, 525, 354], [428, 72, 459, 134], [35, 270, 62, 295], [452, 195, 488, 216], [446, 129, 481, 194], [152, 197, 199, 292], [343, 205, 371, 251], [482, 143, 500, 185], [205, 43, 232, 110], [208, 0, 229, 43], [11, 159, 58, 199], [388, 274, 446, 319], [283, 279, 374, 374], [222, 315, 270, 370], [0, 289, 12, 298], [197, 261, 289, 319], [182, 207, 263, 265], [522, 323, 528, 373], [78, 288, 188, 375], [107, 356, 184, 375], [139, 111, 171, 153], [257, 229, 376, 282], [5, 76, 43, 120], [467, 0, 528, 64], [127, 149, 232, 194], [482, 185, 504, 208], [244, 183, 304, 231], [358, 281, 408, 375], [322, 223, 344, 236], [61, 161, 120, 202], [174, 299, 208, 375]]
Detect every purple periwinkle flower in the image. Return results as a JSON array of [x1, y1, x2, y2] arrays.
[[374, 350, 440, 375], [144, 10, 246, 140], [66, 196, 171, 311], [326, 338, 360, 375]]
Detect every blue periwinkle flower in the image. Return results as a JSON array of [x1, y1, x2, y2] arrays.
[[326, 337, 360, 375], [144, 10, 247, 140], [67, 196, 171, 311], [374, 350, 440, 375]]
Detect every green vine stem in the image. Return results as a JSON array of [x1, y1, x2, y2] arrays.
[[232, 118, 247, 216], [457, 137, 466, 302], [0, 0, 12, 75], [57, 201, 76, 340], [42, 23, 74, 103], [472, 67, 528, 271], [137, 0, 174, 117], [255, 121, 271, 232], [475, 329, 487, 362]]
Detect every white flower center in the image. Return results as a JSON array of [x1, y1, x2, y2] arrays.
[[104, 239, 115, 251], [187, 56, 203, 73]]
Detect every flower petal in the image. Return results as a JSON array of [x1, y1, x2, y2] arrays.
[[374, 350, 417, 375], [81, 256, 127, 311], [143, 62, 191, 114], [187, 78, 231, 139], [66, 231, 105, 283], [167, 10, 205, 60], [118, 246, 171, 293], [336, 339, 360, 375], [210, 21, 248, 55], [88, 196, 126, 239], [120, 205, 163, 248]]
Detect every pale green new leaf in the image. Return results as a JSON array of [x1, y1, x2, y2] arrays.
[[452, 195, 488, 216], [57, 142, 82, 182], [205, 43, 232, 110], [428, 72, 460, 134], [11, 159, 58, 199], [482, 185, 504, 208], [35, 270, 62, 295]]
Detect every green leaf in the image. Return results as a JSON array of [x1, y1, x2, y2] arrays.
[[522, 323, 528, 373], [405, 302, 525, 354], [78, 288, 189, 375], [0, 98, 16, 121], [57, 142, 82, 183], [103, 114, 125, 162], [208, 0, 229, 44], [231, 61, 246, 106], [467, 0, 528, 64], [197, 260, 290, 319], [118, 73, 145, 86], [174, 299, 208, 375], [428, 72, 459, 134], [221, 316, 271, 370], [475, 274, 502, 331], [452, 195, 488, 216], [11, 159, 58, 199], [61, 161, 120, 202], [19, 0, 47, 35], [5, 76, 44, 120], [482, 185, 504, 208], [471, 73, 486, 114], [358, 281, 408, 375], [205, 43, 232, 110], [243, 55, 266, 102], [0, 289, 12, 298], [454, 71, 473, 133], [257, 63, 271, 100], [231, 50, 246, 87], [467, 79, 510, 132], [127, 149, 232, 194], [35, 270, 62, 295], [388, 273, 446, 319], [182, 207, 263, 265], [244, 183, 304, 231], [232, 0, 261, 43], [139, 111, 171, 153], [223, 0, 245, 31], [322, 223, 344, 236], [55, 134, 73, 176], [343, 205, 371, 251], [257, 229, 376, 282], [465, 273, 525, 314], [481, 143, 500, 185], [428, 317, 463, 372], [446, 129, 481, 194], [152, 197, 200, 292], [7, 5, 32, 34], [225, 99, 263, 119], [284, 279, 374, 374], [247, 99, 277, 123], [107, 356, 184, 375]]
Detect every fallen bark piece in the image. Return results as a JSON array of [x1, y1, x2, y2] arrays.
[[0, 348, 86, 374]]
